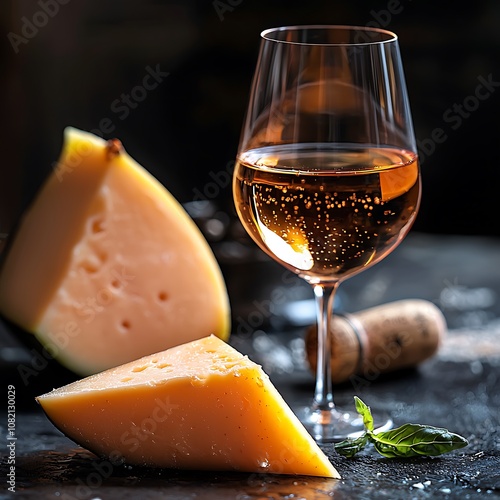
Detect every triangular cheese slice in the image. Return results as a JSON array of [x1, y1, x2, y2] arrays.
[[0, 127, 230, 375], [36, 335, 339, 478]]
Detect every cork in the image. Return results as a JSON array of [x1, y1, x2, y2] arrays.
[[305, 299, 446, 384]]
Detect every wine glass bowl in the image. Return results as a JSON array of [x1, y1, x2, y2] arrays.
[[234, 145, 419, 284], [233, 25, 420, 442]]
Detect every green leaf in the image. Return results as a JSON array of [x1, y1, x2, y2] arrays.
[[354, 396, 374, 432], [334, 434, 369, 457], [369, 423, 469, 458], [332, 398, 469, 459]]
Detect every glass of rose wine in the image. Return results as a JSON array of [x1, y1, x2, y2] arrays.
[[233, 26, 421, 442]]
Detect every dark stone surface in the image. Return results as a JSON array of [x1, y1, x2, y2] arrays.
[[1, 355, 499, 499]]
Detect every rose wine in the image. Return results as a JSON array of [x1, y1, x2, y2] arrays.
[[234, 143, 420, 283]]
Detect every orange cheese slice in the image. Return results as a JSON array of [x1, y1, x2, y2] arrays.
[[379, 161, 419, 201], [36, 335, 340, 478], [0, 128, 230, 375]]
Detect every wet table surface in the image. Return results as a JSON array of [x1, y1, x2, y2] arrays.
[[1, 233, 500, 499]]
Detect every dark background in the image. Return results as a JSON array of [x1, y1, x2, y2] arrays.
[[1, 0, 500, 238]]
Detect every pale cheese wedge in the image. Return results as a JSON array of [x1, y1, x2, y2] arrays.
[[0, 127, 230, 375], [36, 335, 340, 478]]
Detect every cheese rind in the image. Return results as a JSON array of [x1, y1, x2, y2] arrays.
[[36, 335, 339, 478], [0, 128, 230, 375]]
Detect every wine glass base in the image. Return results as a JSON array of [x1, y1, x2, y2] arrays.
[[295, 405, 393, 443]]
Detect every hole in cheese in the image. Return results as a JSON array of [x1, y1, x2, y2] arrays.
[[110, 279, 121, 289], [156, 362, 172, 369], [80, 261, 99, 274], [89, 216, 106, 235], [78, 250, 108, 275], [120, 319, 131, 330]]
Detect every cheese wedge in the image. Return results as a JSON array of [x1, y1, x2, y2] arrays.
[[0, 128, 230, 375], [36, 335, 339, 478]]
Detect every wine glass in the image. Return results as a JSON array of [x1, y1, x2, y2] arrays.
[[232, 25, 421, 442]]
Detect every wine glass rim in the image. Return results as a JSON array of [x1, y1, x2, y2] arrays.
[[260, 25, 398, 46]]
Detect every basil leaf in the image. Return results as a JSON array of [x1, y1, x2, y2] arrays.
[[369, 423, 469, 458], [333, 398, 469, 459], [334, 434, 369, 457], [354, 396, 374, 432]]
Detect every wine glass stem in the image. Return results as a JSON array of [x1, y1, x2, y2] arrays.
[[312, 282, 338, 414]]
